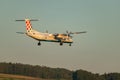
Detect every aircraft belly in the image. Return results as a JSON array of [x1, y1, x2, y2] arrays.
[[62, 40, 73, 43], [27, 33, 73, 43], [28, 34, 57, 42]]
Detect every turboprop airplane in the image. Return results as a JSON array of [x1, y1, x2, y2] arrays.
[[16, 19, 86, 46]]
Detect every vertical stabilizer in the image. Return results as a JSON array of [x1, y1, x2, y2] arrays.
[[25, 19, 32, 31], [15, 19, 39, 32]]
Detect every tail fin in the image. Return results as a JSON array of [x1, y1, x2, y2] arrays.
[[16, 19, 39, 31], [25, 19, 32, 31]]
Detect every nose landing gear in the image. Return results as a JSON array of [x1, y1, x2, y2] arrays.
[[38, 41, 41, 46]]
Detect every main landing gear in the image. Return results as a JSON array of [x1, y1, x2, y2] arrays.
[[38, 41, 41, 46], [60, 42, 63, 46], [37, 41, 72, 46], [59, 42, 72, 46]]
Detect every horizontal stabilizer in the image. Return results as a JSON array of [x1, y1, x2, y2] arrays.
[[16, 32, 26, 34], [15, 19, 39, 21]]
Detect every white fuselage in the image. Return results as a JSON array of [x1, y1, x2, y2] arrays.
[[26, 29, 73, 43]]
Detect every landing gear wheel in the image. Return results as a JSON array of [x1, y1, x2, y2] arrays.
[[60, 42, 63, 46], [38, 41, 41, 46]]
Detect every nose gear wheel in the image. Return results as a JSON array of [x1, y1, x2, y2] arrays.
[[38, 41, 41, 46]]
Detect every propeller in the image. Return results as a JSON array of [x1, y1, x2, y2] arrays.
[[53, 33, 59, 39], [65, 31, 87, 38], [65, 30, 72, 38], [66, 30, 71, 37]]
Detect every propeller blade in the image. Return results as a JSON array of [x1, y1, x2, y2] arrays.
[[66, 30, 69, 33], [46, 30, 48, 33], [53, 33, 59, 36]]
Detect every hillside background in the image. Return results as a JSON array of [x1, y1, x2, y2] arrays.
[[0, 62, 120, 80]]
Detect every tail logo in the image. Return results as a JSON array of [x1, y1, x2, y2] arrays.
[[25, 20, 32, 30]]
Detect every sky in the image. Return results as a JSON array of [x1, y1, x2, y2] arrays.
[[0, 0, 120, 74]]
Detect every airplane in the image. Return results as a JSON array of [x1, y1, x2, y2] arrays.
[[16, 19, 86, 46]]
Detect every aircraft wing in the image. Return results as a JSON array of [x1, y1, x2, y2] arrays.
[[70, 31, 87, 34]]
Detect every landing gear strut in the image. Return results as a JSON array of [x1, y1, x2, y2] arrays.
[[38, 41, 41, 46], [60, 42, 63, 46], [69, 43, 72, 46]]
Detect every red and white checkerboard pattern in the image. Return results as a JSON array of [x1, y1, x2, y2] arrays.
[[25, 20, 32, 30]]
